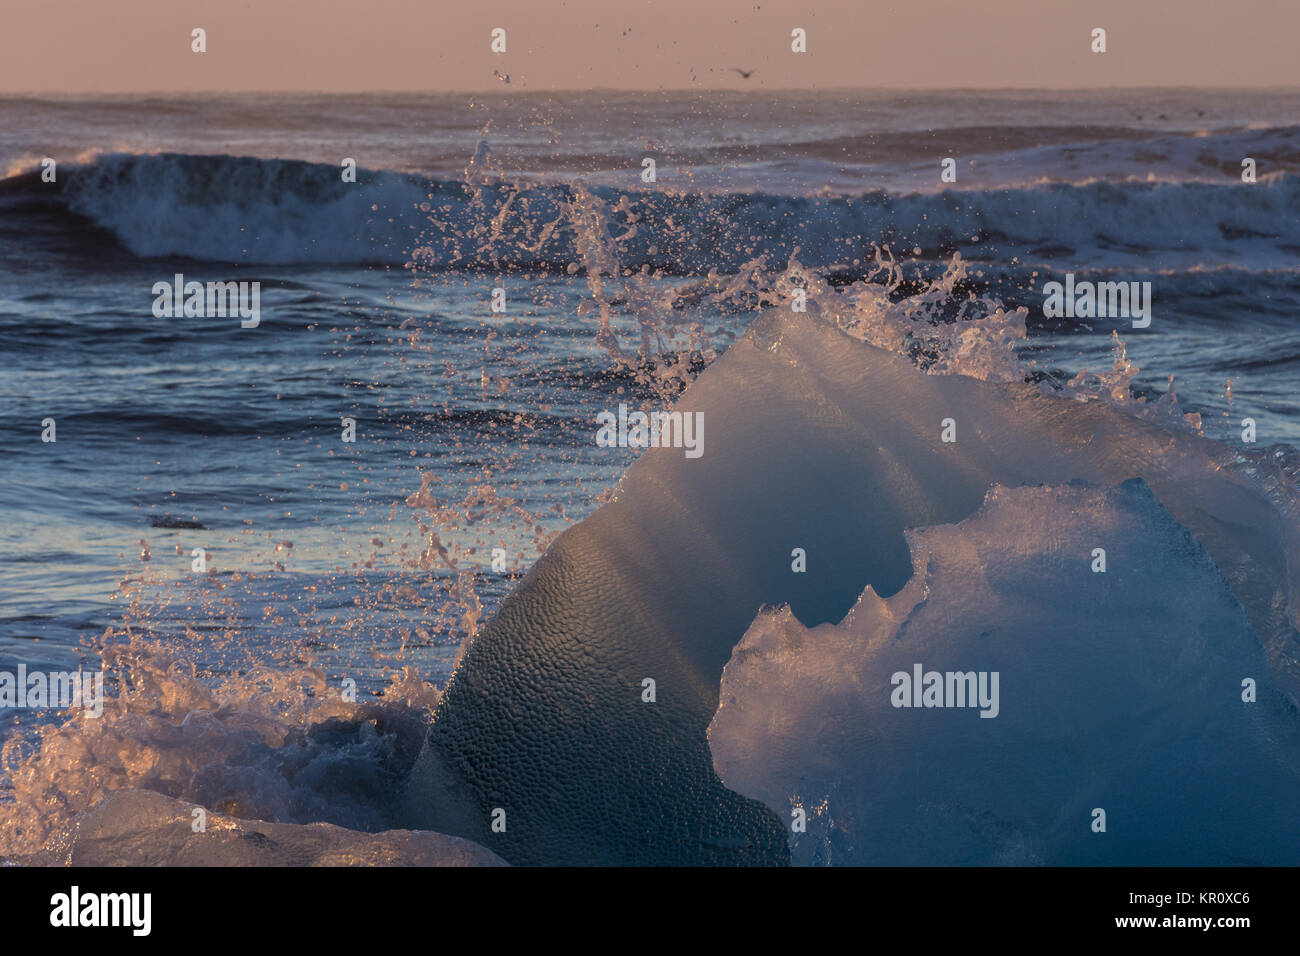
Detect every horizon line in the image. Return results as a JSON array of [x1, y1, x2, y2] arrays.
[[4, 84, 1300, 97]]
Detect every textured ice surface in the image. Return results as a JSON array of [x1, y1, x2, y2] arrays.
[[709, 481, 1300, 865], [32, 790, 504, 866]]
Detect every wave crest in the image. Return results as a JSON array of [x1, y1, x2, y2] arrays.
[[6, 151, 1298, 270]]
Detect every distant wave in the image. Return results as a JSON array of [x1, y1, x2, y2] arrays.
[[2, 149, 1298, 270]]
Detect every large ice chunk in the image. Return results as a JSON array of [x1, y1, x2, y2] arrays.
[[404, 309, 1300, 865]]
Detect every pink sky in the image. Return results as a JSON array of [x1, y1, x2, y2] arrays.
[[3, 0, 1297, 93]]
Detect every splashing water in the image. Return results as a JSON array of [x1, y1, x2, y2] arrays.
[[4, 91, 1300, 865]]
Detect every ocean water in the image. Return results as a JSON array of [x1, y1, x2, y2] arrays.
[[2, 89, 1299, 864]]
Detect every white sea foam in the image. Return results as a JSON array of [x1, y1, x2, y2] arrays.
[[13, 151, 1299, 271], [0, 642, 453, 861]]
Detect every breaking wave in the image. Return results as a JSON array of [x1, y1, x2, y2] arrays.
[[4, 149, 1299, 270]]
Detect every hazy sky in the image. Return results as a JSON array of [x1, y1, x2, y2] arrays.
[[3, 0, 1297, 93]]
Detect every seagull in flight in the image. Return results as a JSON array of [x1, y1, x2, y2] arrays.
[[729, 68, 757, 80]]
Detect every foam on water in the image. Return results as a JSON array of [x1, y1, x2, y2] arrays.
[[0, 637, 451, 861], [8, 149, 1300, 271]]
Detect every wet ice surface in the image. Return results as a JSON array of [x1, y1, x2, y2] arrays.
[[710, 481, 1300, 865]]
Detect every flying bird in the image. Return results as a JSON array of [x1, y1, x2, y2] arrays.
[[729, 68, 757, 79]]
